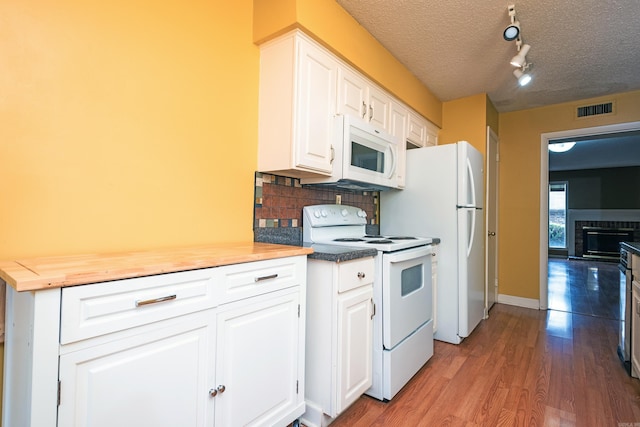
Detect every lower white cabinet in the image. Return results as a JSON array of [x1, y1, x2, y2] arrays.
[[3, 256, 307, 427], [302, 257, 374, 427]]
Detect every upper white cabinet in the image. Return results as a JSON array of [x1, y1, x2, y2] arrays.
[[258, 30, 338, 178], [388, 101, 409, 188], [257, 29, 439, 182], [407, 111, 439, 148], [337, 66, 391, 132]]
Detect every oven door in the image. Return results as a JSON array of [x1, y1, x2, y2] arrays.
[[382, 245, 432, 350]]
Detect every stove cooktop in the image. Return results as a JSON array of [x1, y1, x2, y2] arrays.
[[302, 204, 432, 252]]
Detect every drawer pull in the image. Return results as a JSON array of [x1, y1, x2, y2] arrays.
[[135, 294, 177, 307], [255, 273, 278, 282], [357, 272, 366, 279]]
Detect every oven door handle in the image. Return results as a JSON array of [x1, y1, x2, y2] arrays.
[[384, 244, 433, 263]]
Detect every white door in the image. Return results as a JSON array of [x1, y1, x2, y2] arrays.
[[214, 289, 301, 427], [485, 127, 499, 314], [58, 310, 216, 427], [382, 245, 433, 349], [336, 285, 373, 415]]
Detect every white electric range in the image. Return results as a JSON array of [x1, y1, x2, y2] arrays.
[[303, 204, 435, 401]]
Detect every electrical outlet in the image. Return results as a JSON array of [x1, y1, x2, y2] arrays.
[[336, 195, 342, 205]]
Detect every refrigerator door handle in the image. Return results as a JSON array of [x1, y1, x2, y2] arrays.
[[467, 208, 476, 257], [466, 157, 477, 207]]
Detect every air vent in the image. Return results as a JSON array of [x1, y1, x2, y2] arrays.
[[576, 102, 614, 118]]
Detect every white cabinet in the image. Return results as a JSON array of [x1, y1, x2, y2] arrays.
[[407, 110, 439, 148], [3, 256, 307, 427], [388, 101, 409, 188], [215, 288, 302, 426], [258, 30, 338, 177], [431, 243, 439, 334], [337, 66, 391, 132], [303, 257, 375, 427]]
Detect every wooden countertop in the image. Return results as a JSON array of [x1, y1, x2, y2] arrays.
[[0, 242, 313, 292]]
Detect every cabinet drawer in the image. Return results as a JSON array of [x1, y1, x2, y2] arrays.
[[337, 257, 375, 293], [215, 256, 305, 304], [60, 268, 217, 344]]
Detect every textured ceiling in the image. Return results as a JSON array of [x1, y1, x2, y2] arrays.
[[335, 0, 640, 113]]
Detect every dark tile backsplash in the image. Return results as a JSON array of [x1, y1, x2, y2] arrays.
[[253, 172, 379, 243]]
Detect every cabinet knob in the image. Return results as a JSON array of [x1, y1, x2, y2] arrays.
[[217, 385, 226, 394], [488, 231, 496, 236], [209, 385, 226, 397], [357, 272, 366, 279], [209, 388, 218, 397]]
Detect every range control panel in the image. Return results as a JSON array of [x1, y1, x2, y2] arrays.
[[302, 204, 367, 227]]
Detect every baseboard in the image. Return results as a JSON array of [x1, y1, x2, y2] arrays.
[[497, 294, 540, 310]]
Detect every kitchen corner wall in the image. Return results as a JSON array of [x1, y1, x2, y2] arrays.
[[253, 172, 378, 244]]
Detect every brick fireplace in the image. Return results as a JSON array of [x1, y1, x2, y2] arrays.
[[574, 220, 640, 259]]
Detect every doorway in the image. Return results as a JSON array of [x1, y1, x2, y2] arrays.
[[539, 121, 640, 309]]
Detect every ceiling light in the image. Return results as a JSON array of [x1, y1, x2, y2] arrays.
[[510, 43, 530, 67], [513, 69, 532, 86], [548, 142, 576, 153], [503, 21, 520, 41], [503, 5, 520, 41]]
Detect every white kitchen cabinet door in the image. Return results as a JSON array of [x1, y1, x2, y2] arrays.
[[336, 285, 374, 414], [58, 310, 216, 427], [214, 288, 303, 427], [337, 65, 391, 131], [258, 30, 337, 177], [294, 37, 338, 174], [388, 101, 408, 188]]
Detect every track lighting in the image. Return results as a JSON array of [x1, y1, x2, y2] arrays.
[[503, 5, 520, 41], [504, 4, 534, 87], [513, 69, 532, 86], [510, 43, 530, 67]]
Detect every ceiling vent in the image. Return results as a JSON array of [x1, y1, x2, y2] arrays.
[[575, 101, 614, 119]]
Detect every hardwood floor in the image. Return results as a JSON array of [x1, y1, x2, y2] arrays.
[[329, 259, 640, 426]]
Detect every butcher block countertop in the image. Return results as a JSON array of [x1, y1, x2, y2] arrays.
[[0, 242, 314, 292]]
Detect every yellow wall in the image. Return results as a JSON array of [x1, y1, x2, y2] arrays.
[[441, 94, 489, 155], [253, 0, 443, 127], [498, 90, 640, 300], [0, 0, 259, 260]]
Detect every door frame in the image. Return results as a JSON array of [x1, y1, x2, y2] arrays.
[[538, 120, 640, 309], [485, 126, 499, 316]]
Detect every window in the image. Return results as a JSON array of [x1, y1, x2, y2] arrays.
[[549, 182, 568, 249]]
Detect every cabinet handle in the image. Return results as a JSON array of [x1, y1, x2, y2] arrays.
[[357, 272, 366, 279], [371, 299, 375, 319], [369, 105, 373, 121], [255, 273, 278, 282], [208, 385, 226, 397], [135, 294, 177, 307], [361, 101, 367, 118]]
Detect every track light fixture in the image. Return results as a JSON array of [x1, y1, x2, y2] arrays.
[[510, 42, 530, 67], [503, 5, 520, 41], [513, 68, 532, 86], [504, 4, 534, 87]]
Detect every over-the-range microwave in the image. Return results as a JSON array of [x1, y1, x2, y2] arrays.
[[301, 114, 400, 191]]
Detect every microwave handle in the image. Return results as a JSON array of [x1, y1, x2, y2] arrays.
[[386, 143, 397, 179]]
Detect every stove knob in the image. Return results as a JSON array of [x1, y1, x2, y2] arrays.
[[358, 210, 367, 218], [341, 208, 348, 217], [321, 210, 327, 217], [313, 210, 321, 218]]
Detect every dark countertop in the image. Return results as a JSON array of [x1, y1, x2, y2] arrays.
[[622, 242, 640, 256], [304, 243, 378, 262]]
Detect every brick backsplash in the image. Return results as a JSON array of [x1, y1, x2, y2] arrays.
[[254, 172, 378, 229]]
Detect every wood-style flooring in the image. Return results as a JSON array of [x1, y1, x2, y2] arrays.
[[329, 259, 640, 426]]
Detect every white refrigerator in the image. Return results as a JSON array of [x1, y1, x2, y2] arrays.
[[381, 141, 485, 344]]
